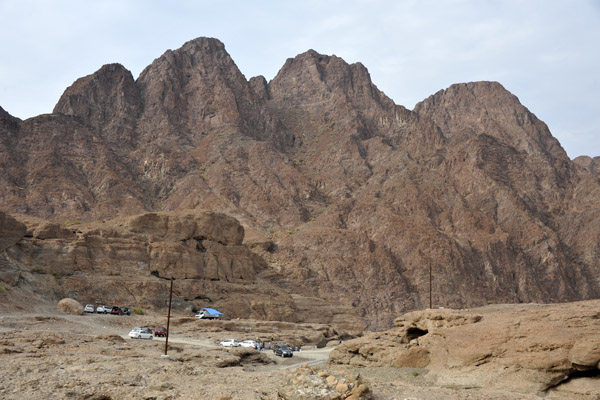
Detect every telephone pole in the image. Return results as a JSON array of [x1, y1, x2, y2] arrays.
[[429, 261, 432, 309], [164, 278, 173, 357]]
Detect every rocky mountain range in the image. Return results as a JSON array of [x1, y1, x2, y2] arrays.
[[1, 37, 599, 330]]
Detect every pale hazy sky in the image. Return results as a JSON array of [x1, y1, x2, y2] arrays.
[[1, 0, 599, 158]]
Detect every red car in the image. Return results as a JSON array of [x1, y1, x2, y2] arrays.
[[154, 327, 167, 337], [110, 306, 124, 315]]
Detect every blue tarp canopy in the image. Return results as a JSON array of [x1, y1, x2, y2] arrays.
[[202, 308, 224, 315]]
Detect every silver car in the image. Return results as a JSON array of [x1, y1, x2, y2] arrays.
[[219, 339, 239, 347], [128, 327, 153, 340], [239, 340, 258, 349], [84, 304, 95, 313], [96, 305, 110, 314]]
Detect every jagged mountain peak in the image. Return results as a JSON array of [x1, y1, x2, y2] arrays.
[[139, 36, 238, 81], [53, 63, 141, 135], [269, 48, 387, 108], [135, 36, 260, 139], [0, 105, 21, 133], [0, 105, 15, 120], [414, 81, 518, 120], [414, 81, 568, 161]]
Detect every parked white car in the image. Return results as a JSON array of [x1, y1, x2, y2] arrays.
[[84, 304, 95, 313], [239, 340, 258, 349], [96, 305, 110, 314], [128, 327, 153, 340], [219, 339, 239, 347]]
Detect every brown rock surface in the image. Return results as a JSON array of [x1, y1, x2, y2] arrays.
[[573, 155, 600, 175], [0, 209, 367, 329], [1, 37, 599, 330], [329, 301, 600, 397], [0, 211, 25, 251]]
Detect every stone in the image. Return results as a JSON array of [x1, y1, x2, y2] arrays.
[[57, 298, 83, 315], [568, 340, 600, 368], [392, 346, 430, 368], [278, 365, 371, 400]]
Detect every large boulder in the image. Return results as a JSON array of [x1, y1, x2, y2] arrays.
[[57, 298, 83, 315]]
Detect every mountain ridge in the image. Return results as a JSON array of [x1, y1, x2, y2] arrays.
[[1, 37, 599, 329]]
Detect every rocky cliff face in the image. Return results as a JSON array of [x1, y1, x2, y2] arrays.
[[1, 37, 599, 329], [0, 210, 335, 325]]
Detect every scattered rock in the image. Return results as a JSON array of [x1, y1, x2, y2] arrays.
[[278, 364, 371, 400], [95, 334, 126, 343]]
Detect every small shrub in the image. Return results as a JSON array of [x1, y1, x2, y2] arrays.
[[132, 307, 144, 315], [412, 370, 419, 377], [65, 220, 71, 227], [54, 272, 62, 279], [0, 283, 6, 292]]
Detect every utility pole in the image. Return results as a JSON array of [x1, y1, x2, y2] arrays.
[[164, 278, 173, 357], [429, 261, 432, 309]]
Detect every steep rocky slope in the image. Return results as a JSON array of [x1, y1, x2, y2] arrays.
[[1, 37, 599, 329]]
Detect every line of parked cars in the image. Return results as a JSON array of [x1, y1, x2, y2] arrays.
[[219, 339, 260, 348], [84, 304, 130, 315], [218, 339, 291, 356]]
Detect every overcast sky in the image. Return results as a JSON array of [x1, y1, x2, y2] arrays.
[[1, 0, 599, 158]]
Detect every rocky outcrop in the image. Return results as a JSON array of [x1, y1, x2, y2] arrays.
[[126, 211, 244, 245], [0, 211, 26, 251], [0, 210, 365, 329], [574, 155, 600, 175], [329, 301, 600, 396]]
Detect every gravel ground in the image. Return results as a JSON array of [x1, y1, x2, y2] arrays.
[[0, 309, 551, 399]]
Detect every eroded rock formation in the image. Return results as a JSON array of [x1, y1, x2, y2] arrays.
[[329, 301, 600, 397]]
